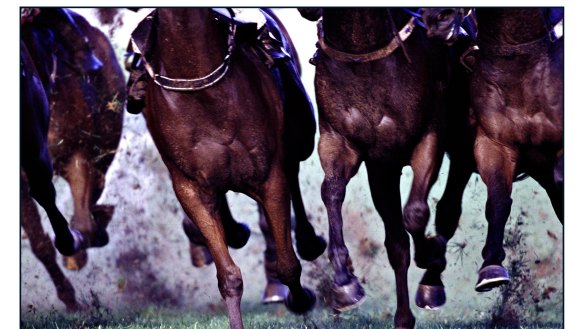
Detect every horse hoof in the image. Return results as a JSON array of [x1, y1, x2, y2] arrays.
[[285, 287, 316, 314], [415, 284, 446, 310], [226, 222, 251, 249], [262, 282, 289, 304], [55, 229, 85, 256], [332, 277, 366, 313], [296, 235, 327, 261], [475, 265, 509, 292], [190, 244, 213, 268], [63, 250, 88, 271]]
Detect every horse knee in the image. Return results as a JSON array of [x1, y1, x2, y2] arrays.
[[217, 265, 243, 299], [403, 202, 430, 234]]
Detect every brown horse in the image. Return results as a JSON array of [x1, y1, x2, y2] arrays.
[[418, 6, 563, 303], [21, 38, 83, 311], [21, 9, 125, 310], [299, 8, 450, 329], [138, 8, 315, 328]]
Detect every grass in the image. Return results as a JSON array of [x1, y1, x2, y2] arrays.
[[21, 305, 563, 329]]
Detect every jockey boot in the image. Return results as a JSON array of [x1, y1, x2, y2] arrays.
[[40, 8, 102, 74], [125, 52, 148, 114], [256, 26, 290, 68]]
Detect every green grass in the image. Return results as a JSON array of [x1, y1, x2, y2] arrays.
[[20, 305, 563, 329]]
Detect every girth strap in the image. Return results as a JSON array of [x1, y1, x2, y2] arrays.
[[317, 16, 416, 63]]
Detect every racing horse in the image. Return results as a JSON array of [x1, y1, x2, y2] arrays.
[[20, 38, 82, 311], [416, 7, 563, 306], [138, 8, 316, 328], [21, 9, 125, 309], [299, 8, 450, 329], [175, 8, 327, 304]]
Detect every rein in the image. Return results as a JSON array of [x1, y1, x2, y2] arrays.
[[316, 14, 416, 63], [134, 9, 237, 92]]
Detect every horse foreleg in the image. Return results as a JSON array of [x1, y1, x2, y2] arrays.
[[474, 131, 517, 292], [219, 195, 250, 249], [170, 172, 244, 329], [416, 153, 473, 310], [258, 165, 315, 314], [257, 204, 289, 304], [61, 152, 107, 270], [318, 130, 364, 312], [21, 176, 80, 312], [529, 164, 564, 224], [399, 131, 446, 309], [20, 166, 83, 257], [181, 213, 213, 268], [286, 160, 326, 261], [365, 162, 415, 329]]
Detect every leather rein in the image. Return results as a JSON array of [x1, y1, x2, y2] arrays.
[[316, 13, 416, 63]]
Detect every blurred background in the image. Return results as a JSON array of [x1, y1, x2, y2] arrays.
[[20, 8, 563, 325]]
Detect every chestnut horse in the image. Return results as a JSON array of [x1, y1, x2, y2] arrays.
[[299, 8, 450, 329], [175, 8, 326, 304], [418, 6, 563, 304], [139, 8, 315, 328], [21, 9, 125, 310]]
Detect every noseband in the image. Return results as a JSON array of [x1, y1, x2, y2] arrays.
[[316, 13, 416, 63]]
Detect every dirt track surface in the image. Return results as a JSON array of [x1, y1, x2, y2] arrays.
[[20, 8, 563, 324]]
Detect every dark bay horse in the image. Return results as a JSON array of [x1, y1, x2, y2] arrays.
[[299, 8, 450, 329], [419, 6, 563, 302], [20, 38, 83, 310], [21, 9, 125, 309], [139, 8, 315, 328]]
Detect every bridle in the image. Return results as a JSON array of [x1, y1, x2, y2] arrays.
[[133, 9, 237, 92], [316, 10, 416, 63]]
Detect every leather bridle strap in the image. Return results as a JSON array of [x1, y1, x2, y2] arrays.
[[317, 16, 416, 63], [135, 9, 237, 92]]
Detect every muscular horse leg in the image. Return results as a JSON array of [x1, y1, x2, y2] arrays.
[[416, 153, 473, 309], [286, 160, 326, 261], [530, 164, 564, 224], [21, 162, 82, 257], [21, 174, 80, 311], [170, 172, 244, 329], [182, 213, 213, 268], [61, 152, 107, 270], [319, 130, 364, 312], [182, 194, 250, 268], [403, 130, 443, 266], [220, 195, 251, 249], [257, 165, 315, 314], [366, 162, 415, 329], [258, 204, 289, 303], [474, 133, 517, 292], [398, 131, 447, 309]]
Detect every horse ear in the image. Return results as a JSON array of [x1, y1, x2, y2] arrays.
[[298, 8, 322, 21]]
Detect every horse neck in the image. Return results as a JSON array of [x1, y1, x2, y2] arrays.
[[476, 8, 548, 46], [321, 8, 395, 53], [155, 8, 227, 77]]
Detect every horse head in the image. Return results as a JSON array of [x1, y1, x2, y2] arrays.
[[420, 8, 472, 44]]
